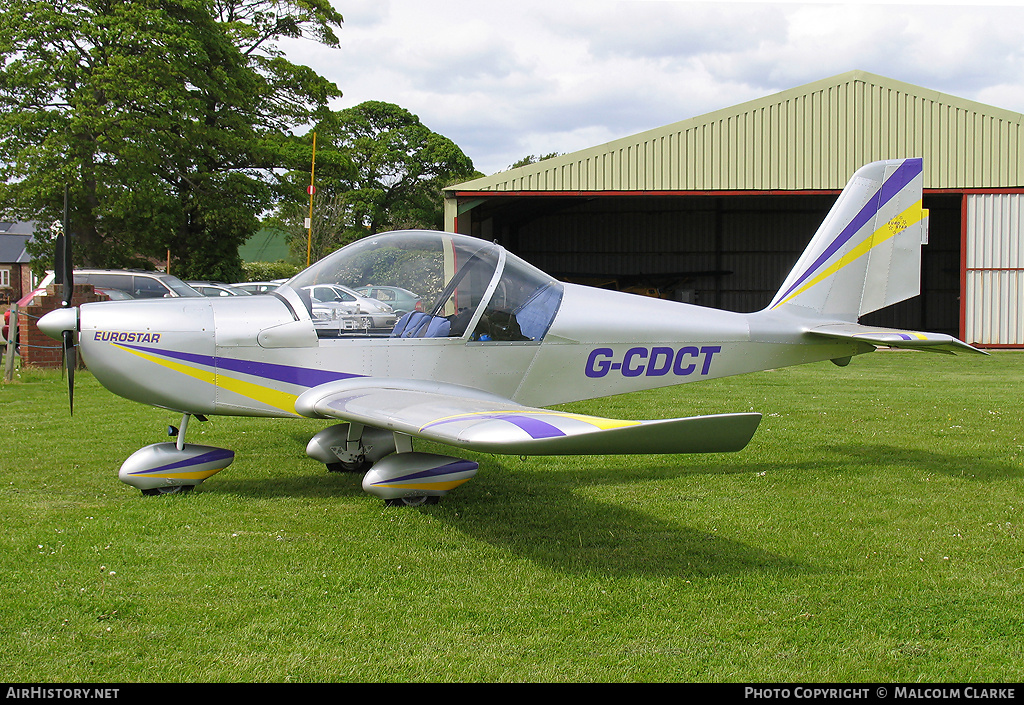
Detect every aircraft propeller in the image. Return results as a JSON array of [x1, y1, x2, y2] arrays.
[[53, 188, 76, 414]]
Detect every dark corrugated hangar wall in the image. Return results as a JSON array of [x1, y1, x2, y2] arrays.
[[477, 193, 962, 339]]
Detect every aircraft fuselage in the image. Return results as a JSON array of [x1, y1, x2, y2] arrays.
[[77, 280, 865, 419]]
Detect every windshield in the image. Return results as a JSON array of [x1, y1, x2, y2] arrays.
[[471, 250, 563, 342], [284, 230, 561, 341]]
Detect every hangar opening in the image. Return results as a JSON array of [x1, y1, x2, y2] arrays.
[[451, 191, 963, 339]]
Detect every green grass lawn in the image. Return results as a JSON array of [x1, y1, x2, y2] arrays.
[[1, 351, 1021, 682]]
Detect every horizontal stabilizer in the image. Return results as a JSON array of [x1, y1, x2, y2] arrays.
[[295, 378, 762, 456], [808, 323, 987, 356]]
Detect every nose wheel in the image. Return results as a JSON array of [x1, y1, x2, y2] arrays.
[[384, 495, 440, 507], [142, 485, 194, 497], [119, 414, 233, 495]]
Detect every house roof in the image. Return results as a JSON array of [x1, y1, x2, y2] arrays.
[[0, 221, 36, 264], [0, 235, 31, 264]]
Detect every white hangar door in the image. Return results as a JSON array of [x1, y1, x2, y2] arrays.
[[965, 193, 1024, 346]]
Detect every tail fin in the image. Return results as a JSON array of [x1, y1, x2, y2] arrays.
[[767, 158, 928, 321]]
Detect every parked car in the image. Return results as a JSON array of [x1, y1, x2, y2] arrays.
[[300, 283, 397, 335], [74, 270, 202, 299], [308, 300, 366, 337], [232, 281, 282, 295], [2, 269, 59, 342], [353, 285, 424, 316], [187, 281, 253, 297]]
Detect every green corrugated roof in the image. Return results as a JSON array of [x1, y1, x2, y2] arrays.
[[449, 70, 1024, 193]]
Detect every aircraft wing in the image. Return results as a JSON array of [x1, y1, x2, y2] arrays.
[[807, 323, 987, 355], [294, 378, 762, 456]]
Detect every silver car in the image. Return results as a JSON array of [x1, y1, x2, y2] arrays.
[[187, 281, 253, 297], [301, 284, 397, 335], [75, 270, 203, 299], [308, 299, 367, 336], [232, 281, 283, 294]]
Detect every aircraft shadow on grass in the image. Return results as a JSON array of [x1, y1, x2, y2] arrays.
[[811, 443, 1023, 483], [213, 442, 800, 579], [209, 433, 1018, 576]]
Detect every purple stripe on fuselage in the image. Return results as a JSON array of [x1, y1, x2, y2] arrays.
[[776, 159, 922, 303], [118, 343, 361, 388]]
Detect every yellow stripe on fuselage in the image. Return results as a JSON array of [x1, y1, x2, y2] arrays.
[[113, 344, 300, 415]]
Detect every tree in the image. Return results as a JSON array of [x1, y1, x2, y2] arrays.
[[508, 152, 562, 170], [276, 101, 480, 264], [0, 0, 343, 280]]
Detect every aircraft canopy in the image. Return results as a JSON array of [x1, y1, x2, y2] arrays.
[[283, 230, 563, 341]]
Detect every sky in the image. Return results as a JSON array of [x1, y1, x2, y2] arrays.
[[278, 0, 1024, 177]]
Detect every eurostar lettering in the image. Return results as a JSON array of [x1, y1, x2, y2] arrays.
[[95, 331, 162, 344], [585, 345, 721, 378]]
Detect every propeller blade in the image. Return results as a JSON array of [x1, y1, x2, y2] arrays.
[[61, 187, 73, 307], [62, 252, 73, 308], [58, 186, 75, 413], [63, 329, 75, 415], [54, 232, 65, 286]]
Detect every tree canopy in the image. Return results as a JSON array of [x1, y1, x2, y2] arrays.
[[274, 101, 481, 265], [0, 0, 343, 280]]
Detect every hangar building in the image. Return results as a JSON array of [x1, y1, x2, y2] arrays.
[[443, 70, 1024, 347]]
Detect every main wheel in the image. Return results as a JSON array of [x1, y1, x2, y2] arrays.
[[326, 458, 372, 473], [384, 495, 440, 507], [141, 485, 194, 496]]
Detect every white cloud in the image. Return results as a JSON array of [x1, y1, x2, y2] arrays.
[[281, 1, 1024, 175]]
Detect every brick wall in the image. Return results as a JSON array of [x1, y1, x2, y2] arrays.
[[21, 284, 109, 368]]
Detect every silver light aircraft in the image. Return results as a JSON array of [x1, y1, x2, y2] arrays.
[[39, 158, 985, 505]]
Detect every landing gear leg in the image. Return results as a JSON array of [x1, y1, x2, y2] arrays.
[[306, 423, 397, 473]]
